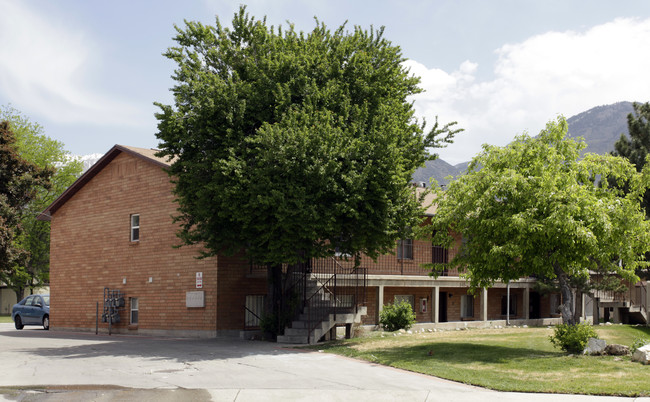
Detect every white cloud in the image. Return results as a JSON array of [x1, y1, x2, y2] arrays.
[[410, 17, 650, 165], [0, 2, 149, 129]]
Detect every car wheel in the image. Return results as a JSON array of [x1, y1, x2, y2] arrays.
[[42, 315, 49, 330], [14, 315, 24, 330]]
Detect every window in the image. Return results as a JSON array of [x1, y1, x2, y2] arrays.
[[130, 214, 140, 242], [397, 239, 413, 260], [461, 294, 474, 318], [245, 295, 265, 327], [394, 295, 415, 311], [130, 298, 139, 324], [431, 231, 449, 264], [501, 294, 517, 316]]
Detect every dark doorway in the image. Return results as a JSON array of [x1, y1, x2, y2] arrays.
[[439, 292, 448, 322], [529, 292, 541, 319]]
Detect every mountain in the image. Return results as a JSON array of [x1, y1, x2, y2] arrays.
[[415, 101, 637, 186], [566, 101, 633, 155], [77, 153, 104, 173]]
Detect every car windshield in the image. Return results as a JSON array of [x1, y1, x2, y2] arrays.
[[42, 296, 50, 306]]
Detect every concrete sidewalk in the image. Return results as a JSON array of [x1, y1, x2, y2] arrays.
[[0, 323, 647, 401]]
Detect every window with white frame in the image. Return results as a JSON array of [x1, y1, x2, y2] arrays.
[[130, 298, 139, 324], [130, 214, 140, 242], [461, 294, 474, 318], [245, 295, 265, 327]]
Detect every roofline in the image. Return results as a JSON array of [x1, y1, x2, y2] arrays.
[[37, 145, 170, 221]]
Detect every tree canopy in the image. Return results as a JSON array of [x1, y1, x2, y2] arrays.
[[0, 119, 53, 297], [613, 101, 650, 215], [155, 7, 459, 266], [0, 106, 82, 299], [429, 117, 650, 324]]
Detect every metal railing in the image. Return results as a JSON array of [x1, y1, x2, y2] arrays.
[[323, 242, 461, 276], [303, 257, 367, 342], [591, 278, 647, 309]]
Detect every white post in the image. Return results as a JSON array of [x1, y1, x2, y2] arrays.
[[378, 285, 385, 315], [524, 287, 530, 320], [481, 288, 488, 322], [506, 282, 510, 325], [433, 286, 439, 323]]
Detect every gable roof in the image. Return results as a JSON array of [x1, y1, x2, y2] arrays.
[[37, 145, 172, 221]]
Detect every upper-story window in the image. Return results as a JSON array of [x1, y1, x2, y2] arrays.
[[397, 238, 413, 260], [130, 214, 140, 242]]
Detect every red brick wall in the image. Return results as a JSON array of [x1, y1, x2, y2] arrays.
[[487, 288, 524, 320], [383, 287, 435, 323], [49, 152, 220, 334], [361, 287, 378, 325], [216, 254, 267, 331]]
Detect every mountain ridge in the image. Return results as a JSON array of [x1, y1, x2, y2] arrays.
[[414, 101, 637, 186]]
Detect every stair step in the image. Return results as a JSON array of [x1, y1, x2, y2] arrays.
[[277, 334, 308, 344], [284, 327, 309, 336]]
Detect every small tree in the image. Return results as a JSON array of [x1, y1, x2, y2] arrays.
[[429, 117, 650, 325], [379, 300, 416, 331]]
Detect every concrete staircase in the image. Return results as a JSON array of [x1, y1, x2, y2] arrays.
[[628, 305, 648, 324], [276, 274, 367, 344]]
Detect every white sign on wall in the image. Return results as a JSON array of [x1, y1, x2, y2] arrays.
[[196, 272, 203, 289], [186, 291, 205, 308]]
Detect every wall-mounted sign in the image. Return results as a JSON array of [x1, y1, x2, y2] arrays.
[[186, 291, 205, 308], [196, 272, 203, 289]]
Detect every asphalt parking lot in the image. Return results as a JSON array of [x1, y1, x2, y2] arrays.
[[0, 323, 648, 402]]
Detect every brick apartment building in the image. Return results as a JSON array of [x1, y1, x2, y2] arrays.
[[39, 145, 565, 340]]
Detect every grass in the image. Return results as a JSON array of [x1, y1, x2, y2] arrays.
[[0, 315, 12, 324], [314, 325, 650, 396]]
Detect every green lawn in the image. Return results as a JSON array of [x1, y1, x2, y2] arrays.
[[314, 325, 650, 396], [0, 315, 12, 324]]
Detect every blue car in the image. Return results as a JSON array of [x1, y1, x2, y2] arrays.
[[12, 294, 50, 330]]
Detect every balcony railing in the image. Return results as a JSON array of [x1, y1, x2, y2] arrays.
[[249, 242, 461, 278]]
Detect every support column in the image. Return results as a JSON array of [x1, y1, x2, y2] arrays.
[[480, 288, 488, 321], [432, 286, 439, 323], [593, 297, 600, 324], [378, 285, 385, 315], [524, 287, 530, 320]]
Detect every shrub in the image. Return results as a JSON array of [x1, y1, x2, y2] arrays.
[[549, 322, 598, 353], [631, 337, 650, 353], [379, 300, 416, 332]]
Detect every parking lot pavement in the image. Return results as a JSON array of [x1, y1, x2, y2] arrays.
[[1, 323, 648, 402]]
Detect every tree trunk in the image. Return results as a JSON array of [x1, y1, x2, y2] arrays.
[[573, 289, 583, 324], [265, 264, 283, 337], [14, 287, 25, 303], [554, 265, 575, 325]]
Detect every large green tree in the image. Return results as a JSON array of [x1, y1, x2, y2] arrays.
[[0, 106, 83, 300], [429, 117, 650, 325], [613, 102, 650, 214], [0, 119, 53, 300], [155, 8, 459, 324]]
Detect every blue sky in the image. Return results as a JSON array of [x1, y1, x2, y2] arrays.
[[1, 1, 650, 164]]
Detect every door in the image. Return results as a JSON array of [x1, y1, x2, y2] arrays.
[[439, 292, 448, 322], [529, 292, 541, 319]]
